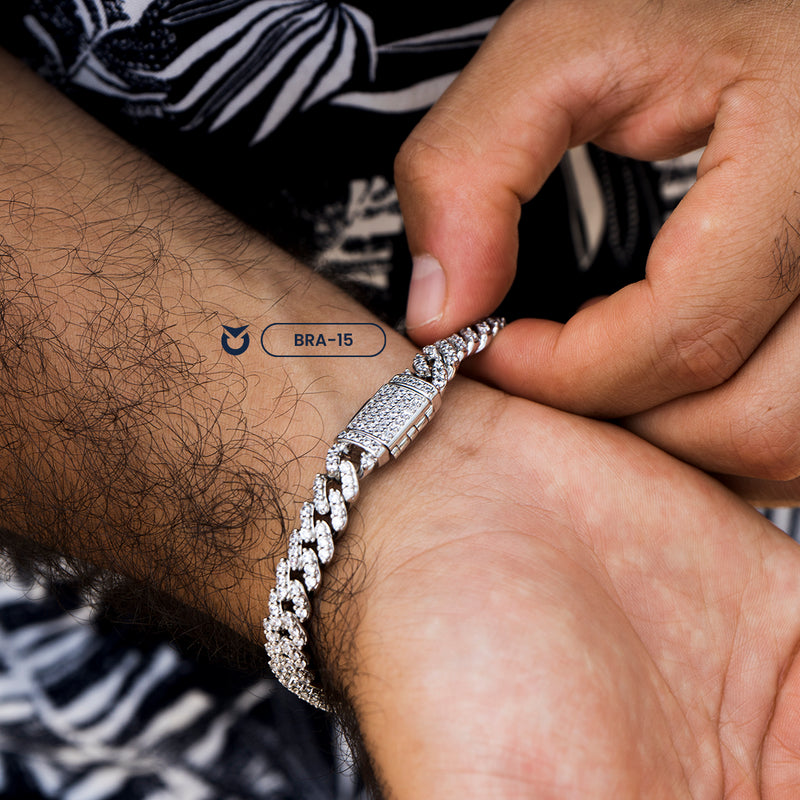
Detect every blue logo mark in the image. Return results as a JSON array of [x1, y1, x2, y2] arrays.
[[221, 324, 250, 356]]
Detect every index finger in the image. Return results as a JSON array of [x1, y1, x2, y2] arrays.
[[474, 91, 800, 417]]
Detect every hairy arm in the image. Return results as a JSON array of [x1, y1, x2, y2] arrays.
[[0, 47, 418, 645]]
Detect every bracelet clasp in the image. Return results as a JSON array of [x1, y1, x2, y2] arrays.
[[337, 372, 443, 467]]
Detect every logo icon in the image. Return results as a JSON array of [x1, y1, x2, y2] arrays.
[[221, 324, 250, 356]]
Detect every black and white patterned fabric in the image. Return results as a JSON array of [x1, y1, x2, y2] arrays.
[[0, 576, 366, 799], [0, 3, 795, 798], [0, 0, 695, 323]]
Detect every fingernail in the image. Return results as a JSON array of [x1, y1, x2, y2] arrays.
[[406, 254, 445, 330]]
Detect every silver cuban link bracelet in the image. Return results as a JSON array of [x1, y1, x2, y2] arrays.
[[263, 316, 505, 710]]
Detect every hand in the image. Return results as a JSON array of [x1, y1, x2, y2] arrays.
[[342, 382, 800, 798], [395, 0, 800, 488]]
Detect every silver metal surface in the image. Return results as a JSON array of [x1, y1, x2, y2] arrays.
[[264, 317, 505, 710]]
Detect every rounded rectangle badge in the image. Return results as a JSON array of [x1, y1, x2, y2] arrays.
[[261, 323, 386, 357]]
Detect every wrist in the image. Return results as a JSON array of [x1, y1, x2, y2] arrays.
[[307, 376, 507, 703]]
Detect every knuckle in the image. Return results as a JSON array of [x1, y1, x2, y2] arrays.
[[394, 116, 481, 195], [661, 315, 749, 394], [394, 134, 425, 179], [394, 135, 447, 197], [729, 408, 800, 482]]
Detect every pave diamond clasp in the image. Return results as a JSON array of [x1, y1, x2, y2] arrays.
[[336, 372, 442, 467]]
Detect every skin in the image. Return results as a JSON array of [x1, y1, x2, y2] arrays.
[[396, 0, 800, 496], [357, 389, 800, 798], [2, 47, 800, 800]]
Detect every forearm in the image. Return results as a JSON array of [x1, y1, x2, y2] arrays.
[[0, 49, 418, 642]]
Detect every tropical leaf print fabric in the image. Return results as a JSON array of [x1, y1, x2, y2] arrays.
[[20, 1, 496, 140]]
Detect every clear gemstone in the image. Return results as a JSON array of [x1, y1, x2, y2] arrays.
[[460, 327, 478, 355], [412, 353, 431, 378], [288, 529, 303, 569], [287, 580, 310, 622], [359, 450, 377, 475], [448, 333, 467, 358], [475, 321, 490, 351], [270, 645, 309, 678], [300, 502, 315, 540], [337, 429, 385, 461], [305, 688, 329, 711], [325, 445, 343, 480], [422, 343, 438, 363], [438, 339, 459, 368], [301, 549, 321, 591], [348, 384, 429, 444], [264, 626, 279, 647], [268, 588, 281, 618], [279, 638, 298, 658], [431, 361, 447, 388], [283, 611, 307, 647], [275, 558, 290, 600], [266, 610, 300, 646], [391, 372, 438, 401]]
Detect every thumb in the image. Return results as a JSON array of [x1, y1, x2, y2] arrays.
[[395, 61, 570, 337], [395, 2, 630, 339], [396, 118, 533, 336]]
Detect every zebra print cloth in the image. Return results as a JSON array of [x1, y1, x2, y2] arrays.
[[0, 576, 366, 799]]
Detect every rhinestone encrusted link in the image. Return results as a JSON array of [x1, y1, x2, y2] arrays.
[[325, 443, 347, 481], [328, 488, 347, 532], [359, 450, 377, 476], [287, 529, 304, 569], [299, 502, 314, 539], [265, 610, 306, 648], [460, 326, 479, 355], [267, 588, 281, 620], [448, 333, 468, 359], [286, 581, 310, 622], [422, 343, 438, 362], [431, 359, 448, 389], [300, 548, 321, 592], [314, 519, 334, 564], [313, 474, 330, 515], [475, 320, 490, 351], [270, 581, 310, 623], [338, 458, 359, 502], [283, 612, 307, 647], [437, 338, 459, 371], [275, 558, 291, 600], [412, 353, 431, 378]]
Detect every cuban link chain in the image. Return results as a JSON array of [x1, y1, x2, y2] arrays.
[[264, 317, 505, 710]]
